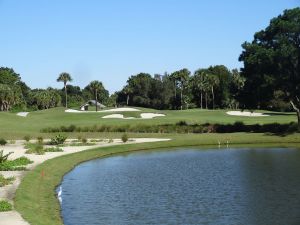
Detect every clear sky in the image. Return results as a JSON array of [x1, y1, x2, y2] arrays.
[[0, 0, 299, 93]]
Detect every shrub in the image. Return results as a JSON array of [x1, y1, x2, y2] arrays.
[[0, 150, 13, 163], [81, 138, 88, 144], [0, 156, 32, 171], [24, 135, 31, 142], [44, 147, 63, 152], [26, 144, 44, 155], [0, 138, 7, 146], [121, 134, 128, 143], [37, 136, 44, 144], [0, 201, 12, 212], [9, 140, 16, 144], [49, 134, 67, 145], [0, 175, 15, 187], [176, 120, 188, 126], [108, 139, 113, 143], [12, 157, 33, 166]]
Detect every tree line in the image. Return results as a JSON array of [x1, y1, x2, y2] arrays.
[[0, 68, 109, 111], [116, 66, 246, 110]]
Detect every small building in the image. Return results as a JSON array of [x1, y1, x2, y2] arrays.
[[80, 100, 106, 111]]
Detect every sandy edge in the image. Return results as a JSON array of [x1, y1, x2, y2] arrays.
[[226, 111, 269, 117], [0, 138, 171, 225]]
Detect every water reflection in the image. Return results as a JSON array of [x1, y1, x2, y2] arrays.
[[60, 148, 300, 225]]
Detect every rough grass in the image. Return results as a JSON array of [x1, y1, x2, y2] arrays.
[[14, 133, 300, 225], [0, 107, 297, 139]]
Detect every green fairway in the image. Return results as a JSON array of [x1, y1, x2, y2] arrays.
[[0, 107, 297, 139]]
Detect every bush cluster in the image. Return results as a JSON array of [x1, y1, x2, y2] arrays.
[[0, 156, 32, 171], [121, 134, 128, 143], [41, 122, 299, 134], [0, 175, 15, 187], [49, 134, 67, 145], [0, 138, 7, 146], [25, 142, 63, 154], [0, 201, 12, 212]]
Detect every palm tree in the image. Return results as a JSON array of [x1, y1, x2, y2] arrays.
[[208, 75, 219, 110], [194, 71, 207, 109], [123, 85, 133, 106], [89, 81, 102, 112], [57, 72, 72, 108], [171, 69, 190, 110], [179, 69, 190, 110], [169, 73, 179, 109]]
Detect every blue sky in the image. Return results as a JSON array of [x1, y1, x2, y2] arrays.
[[0, 0, 299, 93]]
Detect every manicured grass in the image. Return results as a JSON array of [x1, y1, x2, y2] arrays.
[[15, 133, 300, 225], [0, 107, 297, 139]]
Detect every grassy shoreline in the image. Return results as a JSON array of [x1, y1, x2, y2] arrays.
[[14, 133, 300, 225]]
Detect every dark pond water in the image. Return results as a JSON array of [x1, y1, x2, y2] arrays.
[[59, 148, 300, 225]]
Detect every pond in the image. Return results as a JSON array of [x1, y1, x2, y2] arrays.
[[59, 148, 300, 225]]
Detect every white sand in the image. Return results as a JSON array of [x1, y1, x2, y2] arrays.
[[226, 111, 269, 117], [0, 138, 170, 225], [102, 114, 124, 119], [65, 109, 83, 113], [102, 113, 165, 119], [100, 107, 140, 112], [65, 107, 140, 113], [16, 112, 29, 117], [140, 113, 165, 119]]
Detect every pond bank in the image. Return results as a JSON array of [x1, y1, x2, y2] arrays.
[[0, 138, 170, 225], [6, 133, 300, 225]]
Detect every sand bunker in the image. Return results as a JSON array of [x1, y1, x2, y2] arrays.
[[100, 107, 141, 112], [65, 109, 83, 113], [65, 107, 140, 113], [226, 111, 269, 117], [102, 113, 165, 119], [102, 114, 125, 119], [16, 112, 29, 117], [140, 113, 165, 119]]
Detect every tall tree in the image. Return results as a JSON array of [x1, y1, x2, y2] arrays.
[[123, 85, 133, 106], [229, 69, 245, 109], [206, 65, 231, 108], [57, 72, 72, 108], [239, 8, 300, 128], [208, 75, 220, 110], [169, 72, 180, 109], [0, 68, 23, 111], [171, 69, 190, 110], [88, 81, 103, 112]]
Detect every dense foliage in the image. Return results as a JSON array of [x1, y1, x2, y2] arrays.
[[239, 7, 300, 127], [40, 122, 298, 134], [116, 67, 243, 110]]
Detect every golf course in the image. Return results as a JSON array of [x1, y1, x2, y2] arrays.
[[0, 106, 298, 225], [1, 2, 300, 225]]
